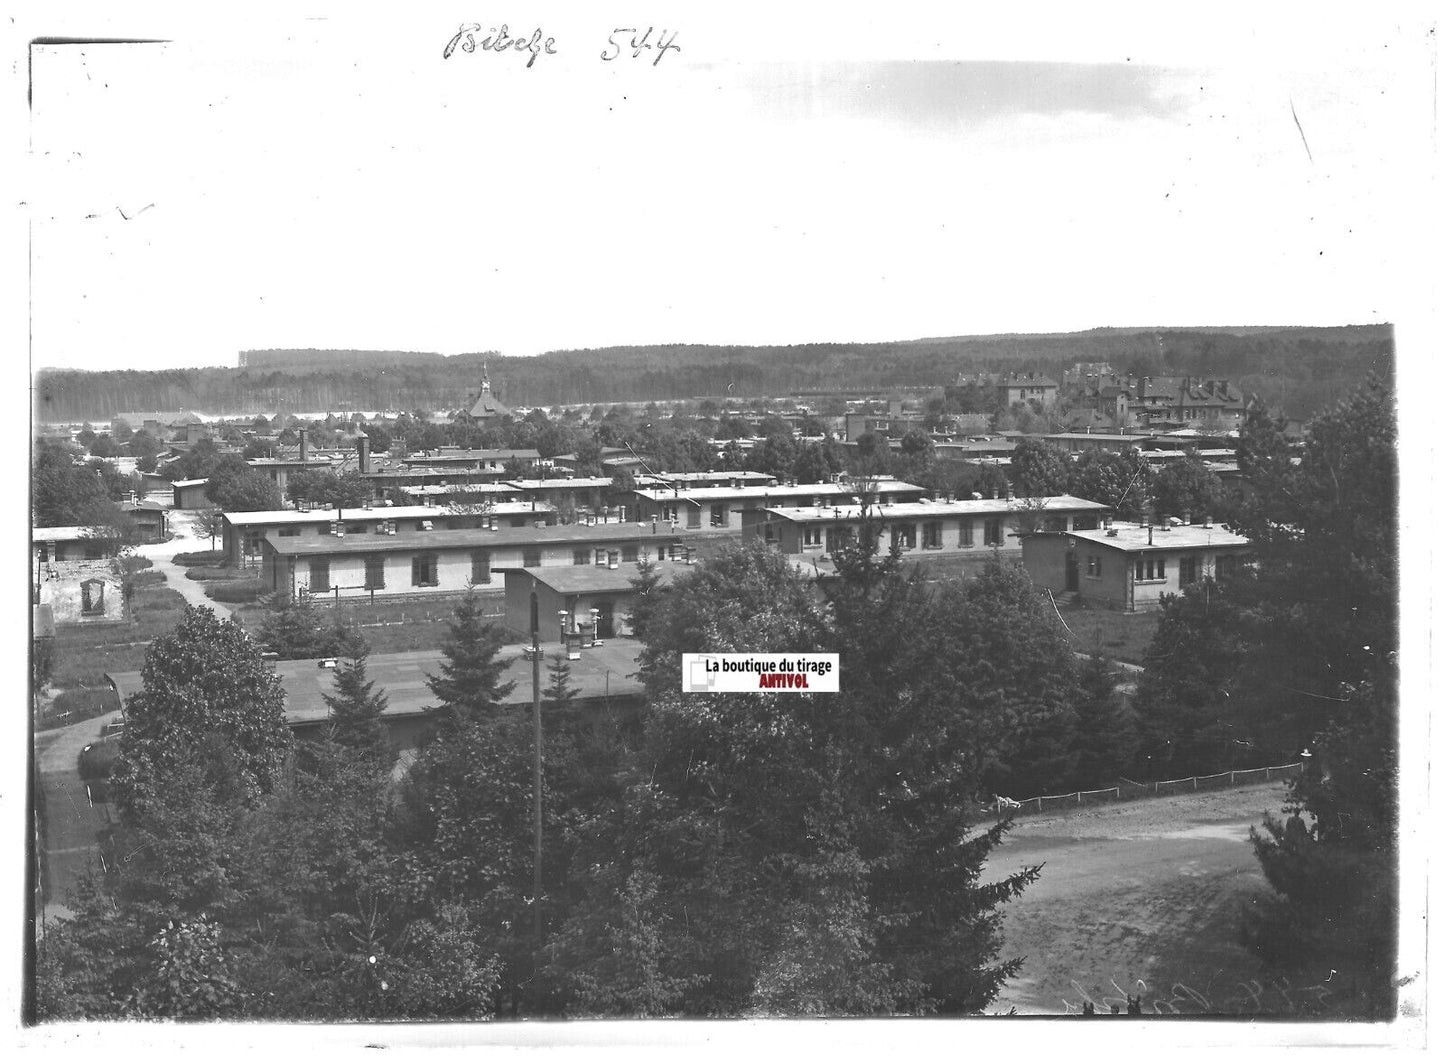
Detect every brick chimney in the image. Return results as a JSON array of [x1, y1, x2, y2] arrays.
[[357, 434, 371, 474], [298, 427, 309, 463]]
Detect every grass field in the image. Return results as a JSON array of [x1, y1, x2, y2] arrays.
[[1049, 602, 1161, 664], [49, 584, 190, 686]]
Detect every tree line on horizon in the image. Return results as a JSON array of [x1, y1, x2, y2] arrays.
[[33, 325, 1393, 423]]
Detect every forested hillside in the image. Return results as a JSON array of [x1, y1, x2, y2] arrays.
[[34, 325, 1392, 422]]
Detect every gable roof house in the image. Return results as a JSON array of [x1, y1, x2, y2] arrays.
[[454, 364, 513, 428]]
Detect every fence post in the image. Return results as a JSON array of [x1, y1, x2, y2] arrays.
[[1265, 766, 1271, 781], [1193, 776, 1198, 791], [1035, 797, 1042, 813], [1114, 787, 1120, 799], [1077, 791, 1082, 805], [1230, 771, 1235, 785]]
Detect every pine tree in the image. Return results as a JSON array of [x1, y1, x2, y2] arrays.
[[1070, 653, 1139, 789], [425, 589, 516, 726], [322, 640, 388, 759], [544, 653, 579, 711], [259, 588, 331, 660]]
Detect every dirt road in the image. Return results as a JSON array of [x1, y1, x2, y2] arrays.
[[987, 783, 1295, 1015]]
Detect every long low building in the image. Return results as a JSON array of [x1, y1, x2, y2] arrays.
[[740, 495, 1111, 559], [1022, 519, 1251, 611], [258, 520, 721, 602], [221, 502, 562, 565], [631, 478, 926, 529]]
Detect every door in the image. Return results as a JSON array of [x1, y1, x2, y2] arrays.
[[1065, 551, 1079, 592], [597, 601, 615, 638]]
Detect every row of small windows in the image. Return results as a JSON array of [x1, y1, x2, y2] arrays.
[[793, 518, 1008, 551], [301, 541, 685, 593]]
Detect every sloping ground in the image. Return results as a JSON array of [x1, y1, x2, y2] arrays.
[[987, 784, 1299, 1015]]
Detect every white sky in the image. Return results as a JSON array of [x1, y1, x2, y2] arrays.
[[17, 2, 1437, 371]]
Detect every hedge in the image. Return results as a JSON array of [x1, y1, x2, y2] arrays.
[[206, 580, 269, 603], [172, 549, 227, 566]]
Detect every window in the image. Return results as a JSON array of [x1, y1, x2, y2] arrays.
[[1134, 557, 1166, 581], [922, 521, 942, 549], [310, 559, 331, 593], [891, 524, 916, 551], [960, 520, 975, 548], [364, 556, 385, 590], [279, 527, 301, 538], [1179, 555, 1199, 584], [687, 507, 702, 528], [522, 547, 542, 568], [1086, 555, 1100, 578], [573, 548, 590, 565], [825, 526, 853, 553], [510, 516, 526, 528], [657, 545, 666, 561], [1073, 514, 1099, 531], [803, 525, 822, 548], [711, 504, 728, 527], [1043, 516, 1066, 533], [622, 545, 639, 563], [662, 504, 679, 523], [1216, 554, 1235, 579], [346, 523, 367, 534], [472, 550, 492, 584], [412, 553, 439, 587], [983, 518, 1003, 546]]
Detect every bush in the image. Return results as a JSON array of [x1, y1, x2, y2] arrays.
[[185, 566, 250, 581], [48, 685, 122, 729], [172, 549, 227, 566], [207, 580, 269, 603], [133, 570, 168, 587], [77, 737, 121, 781]]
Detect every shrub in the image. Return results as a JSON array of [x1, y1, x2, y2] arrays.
[[172, 549, 227, 566], [77, 737, 121, 782], [185, 566, 250, 581], [133, 570, 168, 587], [207, 580, 269, 603], [49, 685, 122, 727]]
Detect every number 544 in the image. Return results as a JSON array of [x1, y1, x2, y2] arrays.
[[600, 27, 681, 66]]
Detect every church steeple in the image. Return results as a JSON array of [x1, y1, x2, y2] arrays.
[[479, 362, 493, 396]]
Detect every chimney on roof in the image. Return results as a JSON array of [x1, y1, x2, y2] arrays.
[[299, 428, 309, 463], [1182, 510, 1191, 526], [1203, 514, 1213, 528], [357, 434, 371, 474]]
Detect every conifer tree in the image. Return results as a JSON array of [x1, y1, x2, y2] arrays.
[[322, 635, 388, 759], [425, 588, 516, 726]]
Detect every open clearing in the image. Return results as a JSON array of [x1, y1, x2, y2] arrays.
[[987, 783, 1299, 1016]]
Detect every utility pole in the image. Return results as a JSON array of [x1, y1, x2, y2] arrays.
[[529, 584, 543, 968]]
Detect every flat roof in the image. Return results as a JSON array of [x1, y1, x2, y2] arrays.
[[263, 522, 698, 556], [636, 471, 774, 484], [632, 479, 923, 503], [108, 641, 647, 724], [401, 448, 540, 463], [225, 504, 457, 526], [498, 563, 681, 594], [399, 483, 517, 495], [33, 526, 108, 541], [1063, 522, 1251, 553], [759, 495, 1110, 523], [506, 478, 615, 490]]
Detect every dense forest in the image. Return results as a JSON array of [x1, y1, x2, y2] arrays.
[[34, 325, 1393, 423]]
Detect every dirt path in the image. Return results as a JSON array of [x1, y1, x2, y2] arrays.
[[987, 783, 1295, 1015], [35, 709, 123, 919], [134, 514, 237, 617]]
